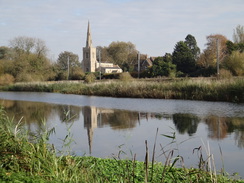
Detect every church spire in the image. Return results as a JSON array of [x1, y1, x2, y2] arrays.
[[86, 21, 92, 47]]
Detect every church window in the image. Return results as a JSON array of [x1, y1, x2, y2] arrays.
[[86, 52, 89, 59]]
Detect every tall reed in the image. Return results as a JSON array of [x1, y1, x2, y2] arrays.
[[2, 77, 243, 103]]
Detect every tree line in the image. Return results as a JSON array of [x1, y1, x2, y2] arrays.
[[0, 25, 243, 84], [149, 25, 244, 78]]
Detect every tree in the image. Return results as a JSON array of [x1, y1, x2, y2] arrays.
[[233, 25, 244, 43], [205, 34, 227, 62], [172, 41, 195, 75], [96, 46, 110, 62], [150, 53, 176, 77], [197, 34, 227, 72], [223, 51, 244, 76], [184, 34, 200, 60], [56, 51, 82, 80], [57, 51, 80, 70], [9, 36, 48, 57], [0, 46, 10, 59], [106, 41, 138, 71], [6, 36, 53, 82]]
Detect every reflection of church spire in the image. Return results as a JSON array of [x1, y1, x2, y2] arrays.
[[87, 127, 93, 154], [83, 106, 98, 154]]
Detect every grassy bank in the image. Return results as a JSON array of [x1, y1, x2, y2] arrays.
[[1, 77, 244, 103], [0, 107, 243, 182]]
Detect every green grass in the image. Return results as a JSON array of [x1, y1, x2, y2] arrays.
[[1, 77, 244, 103], [0, 106, 243, 182]]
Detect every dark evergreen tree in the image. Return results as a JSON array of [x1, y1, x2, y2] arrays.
[[172, 41, 195, 75], [185, 34, 200, 60]]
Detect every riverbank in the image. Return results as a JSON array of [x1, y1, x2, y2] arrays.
[[1, 77, 244, 103], [0, 107, 242, 182]]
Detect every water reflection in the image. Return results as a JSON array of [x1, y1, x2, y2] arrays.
[[172, 113, 200, 136], [1, 99, 244, 151], [1, 95, 244, 177]]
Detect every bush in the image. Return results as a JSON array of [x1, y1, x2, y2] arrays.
[[55, 71, 68, 81], [223, 51, 244, 76], [84, 73, 96, 83], [15, 72, 33, 82], [102, 73, 120, 79], [219, 69, 232, 79], [70, 67, 85, 80], [0, 74, 15, 85], [119, 72, 133, 82]]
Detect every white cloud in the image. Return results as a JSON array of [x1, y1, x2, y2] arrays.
[[0, 0, 243, 60]]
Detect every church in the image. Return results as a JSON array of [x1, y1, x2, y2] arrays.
[[81, 22, 123, 74]]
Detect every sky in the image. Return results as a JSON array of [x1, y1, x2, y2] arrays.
[[0, 0, 243, 61]]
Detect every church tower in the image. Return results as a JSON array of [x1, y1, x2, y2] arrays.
[[82, 21, 97, 72]]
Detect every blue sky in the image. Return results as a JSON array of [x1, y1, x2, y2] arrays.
[[0, 0, 243, 61]]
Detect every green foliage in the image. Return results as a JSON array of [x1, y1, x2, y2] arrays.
[[172, 41, 196, 75], [56, 51, 80, 71], [150, 54, 176, 77], [185, 34, 200, 60], [105, 41, 138, 70], [192, 66, 216, 77], [0, 46, 14, 60], [0, 36, 55, 82], [0, 74, 15, 85], [219, 69, 233, 79], [119, 72, 133, 82], [84, 73, 96, 83], [55, 70, 68, 81], [102, 73, 120, 79], [223, 51, 244, 76], [54, 51, 83, 81], [226, 40, 244, 54], [70, 67, 85, 80]]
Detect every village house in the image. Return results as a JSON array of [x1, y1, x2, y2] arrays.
[[134, 56, 155, 72]]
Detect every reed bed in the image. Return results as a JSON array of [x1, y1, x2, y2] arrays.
[[0, 106, 243, 182], [2, 77, 244, 103]]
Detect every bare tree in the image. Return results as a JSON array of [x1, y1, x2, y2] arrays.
[[9, 36, 48, 57], [233, 25, 244, 43]]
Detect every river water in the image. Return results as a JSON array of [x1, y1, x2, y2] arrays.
[[0, 92, 244, 178]]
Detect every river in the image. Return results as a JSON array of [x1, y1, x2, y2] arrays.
[[0, 91, 244, 178]]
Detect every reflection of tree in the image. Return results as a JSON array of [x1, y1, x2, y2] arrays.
[[205, 116, 244, 148], [205, 116, 229, 139], [1, 100, 53, 126], [100, 110, 139, 130], [172, 113, 200, 136], [56, 105, 81, 123], [1, 100, 55, 138], [234, 130, 244, 149], [232, 118, 244, 149]]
